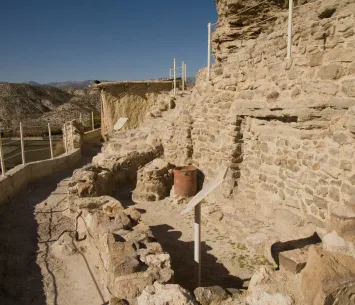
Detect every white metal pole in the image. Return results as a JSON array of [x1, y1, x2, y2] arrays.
[[173, 58, 176, 95], [20, 123, 25, 165], [64, 124, 68, 155], [0, 129, 5, 176], [48, 123, 54, 159], [92, 111, 95, 130], [194, 203, 201, 287], [182, 61, 185, 91], [185, 63, 187, 84], [208, 22, 212, 81], [287, 0, 293, 59], [70, 123, 74, 151]]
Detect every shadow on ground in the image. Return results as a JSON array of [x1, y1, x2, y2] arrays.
[[150, 224, 243, 291], [271, 232, 322, 267], [0, 145, 101, 305]]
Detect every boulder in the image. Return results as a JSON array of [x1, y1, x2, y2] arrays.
[[137, 282, 196, 305], [246, 289, 294, 305], [322, 231, 355, 258], [193, 286, 229, 305], [301, 246, 355, 305]]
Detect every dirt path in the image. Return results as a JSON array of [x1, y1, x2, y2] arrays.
[[0, 149, 108, 305]]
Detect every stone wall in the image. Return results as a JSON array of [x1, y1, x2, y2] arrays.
[[70, 0, 355, 230], [211, 1, 355, 103], [183, 0, 355, 225], [237, 104, 355, 227], [96, 81, 177, 139]]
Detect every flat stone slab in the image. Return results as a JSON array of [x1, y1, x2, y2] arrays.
[[279, 248, 308, 274], [330, 205, 355, 242]]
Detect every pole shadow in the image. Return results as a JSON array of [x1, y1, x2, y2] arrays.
[[150, 224, 243, 291]]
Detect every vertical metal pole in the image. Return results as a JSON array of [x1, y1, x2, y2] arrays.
[[194, 203, 201, 287], [20, 123, 25, 165], [182, 61, 185, 91], [48, 123, 54, 159], [208, 22, 212, 81], [80, 113, 82, 124], [185, 63, 187, 84], [173, 58, 176, 95], [287, 0, 293, 59], [0, 129, 5, 176], [64, 124, 68, 155], [70, 123, 74, 151], [92, 111, 95, 130]]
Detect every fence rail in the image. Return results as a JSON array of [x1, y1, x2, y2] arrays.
[[0, 112, 101, 176]]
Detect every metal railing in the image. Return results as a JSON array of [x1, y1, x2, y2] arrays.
[[0, 112, 101, 176], [169, 58, 187, 95]]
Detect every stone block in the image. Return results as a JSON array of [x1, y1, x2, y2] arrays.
[[332, 133, 347, 145], [279, 248, 308, 274], [309, 52, 323, 67], [325, 48, 355, 63], [318, 64, 343, 80], [330, 205, 355, 242], [350, 62, 355, 75], [342, 79, 355, 97], [340, 160, 352, 171], [329, 187, 340, 202], [303, 81, 338, 95]]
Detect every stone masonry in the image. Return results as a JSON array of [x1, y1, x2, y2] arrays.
[[67, 1, 355, 304]]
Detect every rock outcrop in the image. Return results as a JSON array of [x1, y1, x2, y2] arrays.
[[301, 246, 355, 305], [137, 282, 196, 305]]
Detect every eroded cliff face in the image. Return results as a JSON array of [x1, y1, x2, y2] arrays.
[[97, 81, 175, 140]]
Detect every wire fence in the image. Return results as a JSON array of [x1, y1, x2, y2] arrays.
[[0, 112, 101, 176]]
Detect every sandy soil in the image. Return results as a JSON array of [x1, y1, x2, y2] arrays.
[[0, 148, 108, 305], [116, 189, 271, 293]]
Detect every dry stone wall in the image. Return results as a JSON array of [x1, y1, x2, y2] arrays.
[[211, 3, 355, 104], [238, 107, 355, 227]]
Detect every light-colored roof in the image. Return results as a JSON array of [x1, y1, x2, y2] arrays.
[[91, 79, 174, 88]]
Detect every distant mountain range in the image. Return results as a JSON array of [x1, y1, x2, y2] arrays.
[[26, 77, 196, 89], [0, 82, 100, 136], [25, 80, 108, 89]]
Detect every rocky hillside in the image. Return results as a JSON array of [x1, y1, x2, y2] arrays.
[[0, 83, 100, 136], [26, 80, 108, 89]]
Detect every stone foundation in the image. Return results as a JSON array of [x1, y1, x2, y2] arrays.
[[71, 196, 174, 303]]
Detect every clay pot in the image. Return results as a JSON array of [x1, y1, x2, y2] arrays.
[[173, 166, 198, 197]]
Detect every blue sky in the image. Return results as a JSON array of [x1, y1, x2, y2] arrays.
[[0, 0, 217, 83]]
